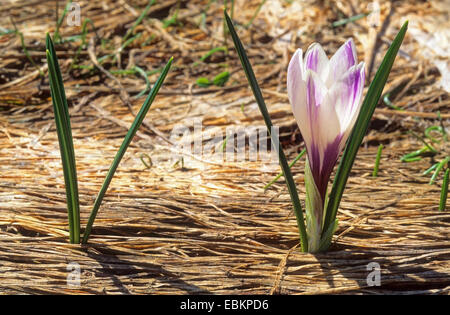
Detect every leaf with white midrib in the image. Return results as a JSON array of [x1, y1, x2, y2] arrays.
[[224, 10, 309, 252], [46, 33, 81, 244], [321, 21, 408, 245]]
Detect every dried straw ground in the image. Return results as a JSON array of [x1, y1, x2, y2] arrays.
[[0, 0, 449, 294]]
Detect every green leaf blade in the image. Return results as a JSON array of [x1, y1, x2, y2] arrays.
[[224, 11, 308, 252], [439, 168, 449, 212], [322, 21, 408, 237], [46, 33, 81, 243], [82, 57, 173, 244]]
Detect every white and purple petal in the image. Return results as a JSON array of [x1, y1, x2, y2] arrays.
[[288, 49, 311, 149], [327, 39, 357, 86], [303, 70, 343, 200], [287, 49, 304, 112], [304, 43, 329, 82], [333, 61, 366, 142]]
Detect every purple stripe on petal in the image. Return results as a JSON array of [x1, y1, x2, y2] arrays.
[[306, 70, 326, 109], [304, 70, 336, 200], [349, 68, 360, 110], [306, 48, 318, 72], [305, 74, 318, 172], [345, 40, 356, 67], [328, 39, 357, 85], [308, 142, 321, 181], [304, 44, 329, 80], [306, 72, 319, 136], [343, 63, 365, 114], [314, 135, 343, 201], [290, 39, 363, 207]]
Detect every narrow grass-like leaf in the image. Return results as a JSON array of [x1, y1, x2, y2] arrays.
[[71, 18, 97, 69], [439, 168, 449, 212], [424, 126, 444, 143], [225, 11, 308, 252], [196, 77, 212, 87], [140, 153, 153, 169], [430, 157, 449, 185], [163, 1, 181, 28], [82, 57, 173, 244], [423, 162, 438, 176], [436, 111, 447, 142], [332, 12, 370, 28], [409, 130, 437, 153], [123, 0, 154, 43], [264, 148, 306, 190], [383, 93, 403, 111], [54, 0, 73, 43], [401, 146, 428, 162], [46, 33, 81, 244], [133, 66, 151, 99], [212, 71, 230, 86], [194, 46, 228, 66], [322, 21, 408, 239], [10, 18, 43, 76], [245, 0, 267, 28]]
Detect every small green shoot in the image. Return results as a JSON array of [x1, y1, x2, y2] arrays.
[[423, 163, 438, 176], [212, 71, 230, 86], [133, 66, 151, 99], [196, 71, 230, 88], [10, 18, 43, 76], [408, 130, 437, 154], [123, 0, 155, 43], [372, 144, 383, 177], [383, 93, 403, 111], [218, 135, 230, 153], [430, 157, 449, 185], [425, 126, 445, 143], [140, 153, 153, 169], [193, 46, 228, 67], [163, 1, 181, 28], [71, 18, 97, 69], [173, 157, 185, 170], [401, 146, 428, 162], [196, 77, 212, 87], [246, 0, 267, 28], [332, 12, 370, 28], [119, 32, 143, 54], [264, 149, 306, 190], [439, 168, 449, 211], [400, 119, 447, 185], [54, 0, 73, 43]]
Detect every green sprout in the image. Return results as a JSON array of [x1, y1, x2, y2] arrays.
[[372, 144, 383, 177], [196, 71, 230, 88], [439, 168, 449, 212], [46, 34, 173, 244]]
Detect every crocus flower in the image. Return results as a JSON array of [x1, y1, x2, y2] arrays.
[[287, 39, 365, 252]]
